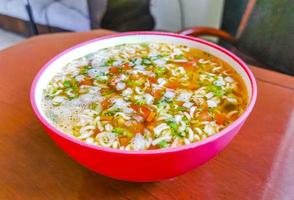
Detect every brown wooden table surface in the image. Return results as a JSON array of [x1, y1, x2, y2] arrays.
[[0, 30, 293, 200]]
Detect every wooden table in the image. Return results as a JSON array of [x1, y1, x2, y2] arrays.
[[0, 30, 293, 200]]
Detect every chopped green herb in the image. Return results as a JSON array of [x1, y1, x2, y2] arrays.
[[130, 58, 142, 65], [150, 55, 164, 61], [113, 127, 133, 137], [177, 106, 186, 111], [95, 72, 108, 81], [103, 108, 119, 116], [102, 58, 115, 67], [167, 121, 178, 130], [214, 90, 223, 97], [207, 84, 223, 96], [89, 102, 98, 110], [79, 65, 92, 75], [155, 67, 166, 77], [113, 127, 124, 134], [101, 90, 115, 96], [213, 75, 219, 81], [135, 99, 146, 105], [124, 131, 134, 138], [80, 68, 88, 75], [126, 80, 143, 87], [142, 57, 152, 65], [158, 140, 168, 148], [182, 115, 189, 122], [157, 98, 171, 107], [63, 80, 71, 88], [174, 54, 185, 60], [118, 67, 123, 73]]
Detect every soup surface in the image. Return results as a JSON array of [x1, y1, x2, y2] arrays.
[[42, 43, 247, 150]]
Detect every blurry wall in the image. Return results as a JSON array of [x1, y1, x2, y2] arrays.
[[150, 0, 224, 31]]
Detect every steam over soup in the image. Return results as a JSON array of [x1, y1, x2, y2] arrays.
[[42, 43, 248, 150]]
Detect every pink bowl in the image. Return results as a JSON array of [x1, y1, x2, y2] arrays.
[[30, 32, 257, 182]]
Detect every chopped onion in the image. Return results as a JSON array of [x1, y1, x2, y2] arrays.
[[116, 82, 126, 90]]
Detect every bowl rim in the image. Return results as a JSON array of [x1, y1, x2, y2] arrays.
[[30, 31, 257, 155]]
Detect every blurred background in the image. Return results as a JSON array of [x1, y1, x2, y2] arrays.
[[0, 0, 293, 75], [0, 0, 224, 36]]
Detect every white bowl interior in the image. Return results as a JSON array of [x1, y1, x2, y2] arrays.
[[34, 34, 252, 120]]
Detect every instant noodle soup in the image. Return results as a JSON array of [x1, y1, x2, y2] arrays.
[[42, 43, 247, 151]]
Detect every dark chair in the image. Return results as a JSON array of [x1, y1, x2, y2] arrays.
[[179, 0, 294, 75], [89, 0, 155, 32]]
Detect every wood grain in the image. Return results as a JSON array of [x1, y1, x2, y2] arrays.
[[0, 30, 293, 200]]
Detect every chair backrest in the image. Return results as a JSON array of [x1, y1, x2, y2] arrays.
[[222, 0, 294, 75], [100, 0, 155, 31], [221, 0, 249, 36]]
